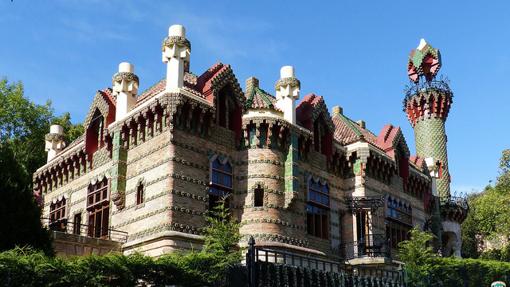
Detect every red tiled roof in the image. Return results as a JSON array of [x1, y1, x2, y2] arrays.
[[376, 124, 400, 155], [135, 79, 166, 107], [332, 114, 378, 146], [245, 87, 280, 111], [410, 155, 425, 169], [196, 63, 230, 103]]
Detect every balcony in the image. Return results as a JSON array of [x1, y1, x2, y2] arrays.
[[42, 218, 128, 256], [341, 234, 392, 265]]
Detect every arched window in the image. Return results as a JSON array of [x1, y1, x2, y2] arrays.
[[216, 86, 242, 141], [254, 184, 264, 207], [306, 178, 329, 239], [87, 177, 109, 238], [49, 198, 67, 231], [313, 116, 332, 158], [86, 109, 105, 156], [209, 158, 233, 211], [136, 182, 144, 205]]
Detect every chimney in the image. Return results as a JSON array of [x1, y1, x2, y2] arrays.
[[113, 62, 139, 121], [162, 24, 191, 92], [332, 106, 343, 116], [245, 77, 259, 97], [275, 66, 300, 124], [356, 120, 366, 129], [45, 125, 66, 162]]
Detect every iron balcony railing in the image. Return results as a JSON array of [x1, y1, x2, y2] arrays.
[[341, 233, 391, 260], [41, 218, 128, 243], [403, 77, 452, 101]]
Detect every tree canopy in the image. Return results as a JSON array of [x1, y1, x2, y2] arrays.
[[461, 149, 510, 259], [0, 78, 83, 254]]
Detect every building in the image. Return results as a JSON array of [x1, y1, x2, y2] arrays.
[[33, 25, 467, 264]]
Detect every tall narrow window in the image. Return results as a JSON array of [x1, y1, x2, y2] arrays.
[[386, 197, 412, 248], [209, 158, 233, 211], [49, 198, 67, 232], [87, 178, 109, 239], [306, 179, 330, 239], [73, 213, 82, 235], [86, 109, 104, 156], [136, 183, 144, 205], [254, 185, 264, 207]]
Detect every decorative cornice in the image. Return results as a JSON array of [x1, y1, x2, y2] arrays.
[[275, 77, 300, 90], [112, 72, 139, 85], [161, 36, 191, 51], [45, 133, 65, 142]]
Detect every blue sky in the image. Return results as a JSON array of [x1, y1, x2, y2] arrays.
[[1, 1, 509, 194]]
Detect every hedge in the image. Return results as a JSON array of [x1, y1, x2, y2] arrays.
[[0, 247, 232, 287], [414, 257, 510, 286]]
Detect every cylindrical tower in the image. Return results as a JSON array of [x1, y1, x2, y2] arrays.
[[403, 39, 453, 199], [404, 39, 468, 257]]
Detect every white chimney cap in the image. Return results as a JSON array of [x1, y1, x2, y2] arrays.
[[118, 62, 134, 73], [50, 124, 64, 135], [169, 25, 186, 37], [280, 66, 295, 79]]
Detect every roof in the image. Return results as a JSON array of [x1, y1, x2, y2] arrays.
[[245, 86, 280, 111], [332, 113, 378, 146]]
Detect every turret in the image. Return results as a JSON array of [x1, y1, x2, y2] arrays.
[[45, 124, 66, 162], [113, 62, 139, 121], [404, 39, 467, 257], [275, 66, 300, 124], [403, 39, 453, 199], [162, 24, 191, 92]]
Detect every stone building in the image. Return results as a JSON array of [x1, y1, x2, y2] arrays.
[[33, 25, 467, 264]]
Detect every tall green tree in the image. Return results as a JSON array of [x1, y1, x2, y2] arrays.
[[398, 228, 437, 286], [461, 149, 510, 259], [0, 78, 82, 254]]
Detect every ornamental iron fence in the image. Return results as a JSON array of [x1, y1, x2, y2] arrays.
[[41, 217, 128, 243]]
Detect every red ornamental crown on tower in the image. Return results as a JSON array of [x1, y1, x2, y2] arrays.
[[407, 39, 441, 83]]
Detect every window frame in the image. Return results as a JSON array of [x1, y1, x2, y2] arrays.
[[306, 178, 330, 239], [209, 157, 233, 211]]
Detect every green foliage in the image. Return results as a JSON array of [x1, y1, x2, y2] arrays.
[[0, 198, 243, 286], [400, 229, 510, 286], [398, 228, 436, 286], [0, 247, 219, 287], [461, 149, 510, 258], [202, 198, 241, 263], [0, 78, 83, 255]]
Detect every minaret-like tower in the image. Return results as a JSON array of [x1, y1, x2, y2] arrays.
[[404, 39, 452, 199], [404, 39, 467, 257]]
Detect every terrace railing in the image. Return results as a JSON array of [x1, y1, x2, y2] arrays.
[[341, 233, 391, 260], [41, 218, 128, 243]]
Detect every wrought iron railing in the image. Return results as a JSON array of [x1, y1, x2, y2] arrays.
[[403, 77, 452, 100], [41, 218, 128, 243], [341, 234, 391, 260], [440, 195, 469, 210], [250, 245, 342, 273]]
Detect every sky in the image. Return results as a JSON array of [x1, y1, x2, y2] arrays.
[[1, 0, 509, 194]]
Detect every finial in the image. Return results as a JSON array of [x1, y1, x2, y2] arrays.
[[332, 106, 343, 116], [407, 39, 441, 83]]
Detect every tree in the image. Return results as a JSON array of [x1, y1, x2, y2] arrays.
[[0, 78, 82, 255], [398, 228, 436, 286], [461, 150, 510, 259], [201, 197, 241, 265]]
